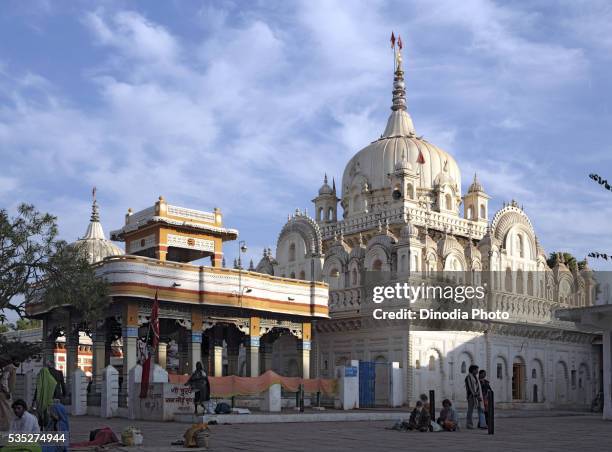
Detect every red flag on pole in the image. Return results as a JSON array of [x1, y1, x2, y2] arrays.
[[140, 290, 160, 398], [397, 35, 403, 50], [390, 32, 396, 49], [417, 149, 426, 165]]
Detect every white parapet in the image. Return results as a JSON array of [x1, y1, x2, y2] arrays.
[[260, 383, 281, 412], [71, 369, 88, 416], [100, 365, 119, 418], [335, 360, 359, 410], [389, 362, 403, 408]]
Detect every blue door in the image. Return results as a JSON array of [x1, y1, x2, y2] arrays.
[[359, 361, 376, 408]]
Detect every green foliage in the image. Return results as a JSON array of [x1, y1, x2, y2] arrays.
[[0, 204, 58, 317], [0, 335, 42, 366], [39, 241, 110, 325], [1, 203, 110, 326], [14, 318, 41, 330], [547, 252, 579, 272]]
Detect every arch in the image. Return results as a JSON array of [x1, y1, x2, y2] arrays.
[[327, 207, 333, 221], [317, 207, 323, 221], [467, 205, 473, 220], [288, 243, 296, 262], [445, 193, 452, 210], [479, 204, 486, 219], [555, 361, 569, 404], [530, 358, 545, 403], [505, 268, 512, 292], [407, 183, 415, 199], [516, 269, 524, 294], [512, 356, 527, 401]]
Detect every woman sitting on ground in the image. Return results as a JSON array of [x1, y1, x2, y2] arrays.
[[437, 399, 458, 431]]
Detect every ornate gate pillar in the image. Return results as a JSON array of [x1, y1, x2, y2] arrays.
[[246, 317, 260, 377], [298, 323, 312, 379], [91, 328, 107, 394]]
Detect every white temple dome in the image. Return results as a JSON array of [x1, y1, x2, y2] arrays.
[[318, 174, 334, 196], [341, 52, 461, 205], [70, 198, 123, 264]]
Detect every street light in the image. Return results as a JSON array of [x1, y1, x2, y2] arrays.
[[238, 241, 247, 310]]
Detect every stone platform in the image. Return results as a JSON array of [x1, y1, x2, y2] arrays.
[[174, 408, 594, 424]]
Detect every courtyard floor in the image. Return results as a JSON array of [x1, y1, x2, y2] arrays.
[[66, 412, 611, 452]]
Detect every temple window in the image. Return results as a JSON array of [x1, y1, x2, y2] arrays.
[[461, 361, 467, 374], [480, 204, 486, 218], [288, 243, 296, 262], [445, 193, 452, 210]]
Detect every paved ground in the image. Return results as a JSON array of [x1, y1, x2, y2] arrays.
[[67, 412, 611, 452]]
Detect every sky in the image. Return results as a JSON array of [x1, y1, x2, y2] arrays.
[[1, 0, 612, 274]]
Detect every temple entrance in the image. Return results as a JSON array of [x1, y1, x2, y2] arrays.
[[512, 360, 525, 400]]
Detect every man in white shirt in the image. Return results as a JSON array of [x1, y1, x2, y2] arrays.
[[9, 399, 40, 433]]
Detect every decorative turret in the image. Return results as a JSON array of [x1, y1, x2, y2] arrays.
[[313, 174, 340, 224], [463, 173, 490, 222], [70, 188, 123, 264], [390, 150, 419, 204]]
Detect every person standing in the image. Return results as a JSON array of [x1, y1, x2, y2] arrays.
[[0, 358, 19, 431], [186, 362, 210, 415], [479, 369, 492, 429], [465, 364, 482, 429], [33, 367, 58, 429]]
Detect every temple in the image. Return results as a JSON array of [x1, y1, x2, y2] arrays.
[[26, 195, 328, 406]]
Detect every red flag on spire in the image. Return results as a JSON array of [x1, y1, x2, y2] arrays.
[[390, 32, 396, 49], [397, 35, 403, 50], [140, 290, 160, 399], [417, 149, 426, 165]]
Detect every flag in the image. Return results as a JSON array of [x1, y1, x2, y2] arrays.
[[397, 35, 403, 50], [390, 32, 396, 49], [140, 290, 160, 398], [417, 149, 426, 165]]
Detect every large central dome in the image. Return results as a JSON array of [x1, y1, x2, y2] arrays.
[[341, 51, 461, 209]]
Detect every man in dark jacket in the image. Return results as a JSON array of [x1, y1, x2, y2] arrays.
[[187, 362, 210, 414], [465, 364, 482, 429], [47, 361, 67, 401]]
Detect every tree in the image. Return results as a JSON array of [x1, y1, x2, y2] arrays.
[[37, 241, 110, 325], [0, 204, 57, 317], [1, 204, 110, 325], [14, 318, 41, 330], [547, 252, 586, 272]]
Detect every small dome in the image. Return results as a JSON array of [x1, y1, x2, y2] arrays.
[[433, 161, 456, 188], [318, 174, 334, 196], [394, 151, 413, 172], [468, 173, 484, 193], [70, 198, 123, 264]]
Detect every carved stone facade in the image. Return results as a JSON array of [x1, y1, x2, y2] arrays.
[[257, 47, 600, 408]]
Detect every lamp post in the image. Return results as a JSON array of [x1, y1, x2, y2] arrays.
[[238, 241, 247, 310]]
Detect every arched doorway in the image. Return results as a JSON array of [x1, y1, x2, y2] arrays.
[[555, 361, 569, 404], [512, 356, 526, 401]]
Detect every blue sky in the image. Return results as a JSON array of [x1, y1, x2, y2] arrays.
[[1, 0, 612, 271]]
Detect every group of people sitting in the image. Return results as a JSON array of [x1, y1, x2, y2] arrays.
[[401, 395, 458, 432], [395, 365, 492, 433]]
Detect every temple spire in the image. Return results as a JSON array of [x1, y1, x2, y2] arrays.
[[391, 40, 407, 112], [90, 186, 100, 223], [83, 187, 105, 240], [383, 33, 415, 138]]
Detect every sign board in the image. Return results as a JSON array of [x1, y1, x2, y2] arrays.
[[345, 366, 358, 377]]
